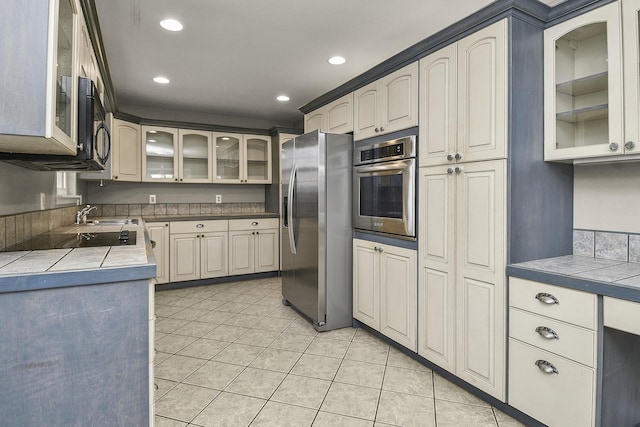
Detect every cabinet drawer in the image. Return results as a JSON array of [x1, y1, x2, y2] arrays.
[[509, 277, 597, 329], [170, 220, 228, 234], [229, 218, 279, 231], [603, 297, 640, 335], [509, 307, 596, 367], [509, 338, 595, 427]]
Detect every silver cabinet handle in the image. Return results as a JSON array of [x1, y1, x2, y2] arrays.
[[380, 126, 384, 132], [455, 153, 463, 161], [150, 240, 156, 249], [535, 292, 559, 305], [535, 360, 559, 374], [379, 247, 384, 252], [535, 326, 559, 340], [373, 246, 378, 252], [196, 223, 205, 228], [446, 154, 454, 162], [625, 141, 635, 150], [447, 168, 454, 175], [375, 127, 380, 133], [454, 166, 463, 174], [609, 142, 619, 151], [251, 221, 259, 226]]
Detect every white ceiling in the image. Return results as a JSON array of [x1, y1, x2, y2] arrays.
[[95, 0, 564, 128]]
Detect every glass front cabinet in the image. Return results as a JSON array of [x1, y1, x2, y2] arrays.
[[142, 127, 178, 182], [178, 130, 213, 183], [544, 0, 640, 161], [213, 133, 271, 184]]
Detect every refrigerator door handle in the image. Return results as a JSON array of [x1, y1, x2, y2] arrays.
[[287, 164, 298, 255]]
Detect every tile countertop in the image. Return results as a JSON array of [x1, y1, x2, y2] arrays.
[[507, 255, 640, 303], [0, 218, 155, 294]]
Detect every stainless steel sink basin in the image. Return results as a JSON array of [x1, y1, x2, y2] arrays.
[[85, 219, 139, 225]]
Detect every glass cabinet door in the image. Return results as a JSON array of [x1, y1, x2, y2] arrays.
[[54, 0, 77, 141], [544, 2, 623, 161], [244, 136, 271, 183], [179, 130, 212, 182], [143, 127, 178, 182], [623, 0, 640, 154], [214, 133, 241, 182]]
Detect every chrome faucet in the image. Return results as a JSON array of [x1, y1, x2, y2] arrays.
[[76, 204, 97, 224]]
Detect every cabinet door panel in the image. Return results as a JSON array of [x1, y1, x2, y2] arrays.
[[419, 45, 457, 166], [170, 234, 200, 282], [458, 20, 507, 162], [380, 247, 417, 351], [354, 84, 379, 140], [179, 129, 212, 183], [142, 126, 178, 182], [201, 232, 227, 279], [229, 231, 253, 276], [418, 268, 455, 372], [244, 135, 271, 183], [113, 120, 141, 181], [353, 240, 379, 329], [304, 111, 324, 133], [255, 229, 278, 273], [382, 63, 419, 135], [623, 0, 640, 154], [420, 169, 454, 271], [326, 94, 353, 133]]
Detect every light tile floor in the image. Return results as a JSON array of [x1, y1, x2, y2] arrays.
[[154, 277, 525, 427]]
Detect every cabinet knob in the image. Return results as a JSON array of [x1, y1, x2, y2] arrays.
[[447, 168, 454, 175], [150, 240, 156, 249], [378, 246, 383, 252], [455, 153, 463, 161], [535, 292, 559, 305], [252, 231, 255, 235], [446, 154, 454, 162], [374, 127, 380, 133], [454, 166, 463, 174], [535, 326, 559, 340], [380, 126, 384, 132], [625, 141, 635, 150], [174, 178, 179, 181], [535, 359, 559, 375], [256, 231, 260, 235], [179, 178, 183, 182], [165, 224, 169, 227], [114, 176, 118, 180], [609, 142, 619, 151]]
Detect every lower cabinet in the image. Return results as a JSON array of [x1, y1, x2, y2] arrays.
[[228, 219, 279, 276], [508, 277, 597, 427], [353, 238, 417, 351], [146, 222, 169, 284], [169, 220, 229, 282]]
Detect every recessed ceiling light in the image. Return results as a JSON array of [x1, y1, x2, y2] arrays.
[[153, 76, 170, 84], [160, 19, 183, 32], [276, 95, 290, 102], [328, 56, 346, 65]]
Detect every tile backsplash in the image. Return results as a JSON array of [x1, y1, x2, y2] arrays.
[[0, 203, 267, 250], [574, 229, 640, 263]]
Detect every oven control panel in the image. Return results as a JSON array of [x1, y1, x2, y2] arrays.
[[354, 135, 416, 165]]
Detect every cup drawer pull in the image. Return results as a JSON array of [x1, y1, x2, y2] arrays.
[[535, 359, 559, 374], [535, 326, 559, 340], [535, 292, 559, 305]]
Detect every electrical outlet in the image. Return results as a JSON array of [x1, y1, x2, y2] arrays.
[[39, 192, 46, 210], [149, 194, 156, 204], [215, 195, 222, 204]]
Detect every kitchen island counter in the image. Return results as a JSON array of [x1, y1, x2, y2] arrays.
[[507, 255, 640, 303]]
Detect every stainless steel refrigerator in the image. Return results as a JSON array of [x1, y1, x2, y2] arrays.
[[281, 130, 353, 331]]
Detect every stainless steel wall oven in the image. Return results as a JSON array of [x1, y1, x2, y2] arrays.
[[353, 135, 416, 238]]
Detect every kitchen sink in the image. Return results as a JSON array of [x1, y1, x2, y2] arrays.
[[85, 219, 139, 225]]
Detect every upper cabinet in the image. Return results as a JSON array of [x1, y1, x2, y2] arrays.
[[178, 129, 213, 183], [304, 93, 354, 134], [142, 126, 179, 182], [0, 0, 80, 155], [420, 20, 507, 167], [213, 133, 271, 184], [354, 62, 419, 141], [544, 1, 640, 162]]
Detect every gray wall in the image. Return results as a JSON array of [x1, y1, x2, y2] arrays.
[[85, 181, 264, 204], [0, 162, 83, 216]]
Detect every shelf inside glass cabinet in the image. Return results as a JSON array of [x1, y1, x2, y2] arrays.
[[556, 72, 608, 96], [556, 104, 608, 123]]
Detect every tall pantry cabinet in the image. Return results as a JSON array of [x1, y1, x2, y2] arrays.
[[417, 15, 574, 401]]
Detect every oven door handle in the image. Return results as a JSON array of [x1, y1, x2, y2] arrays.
[[287, 164, 298, 255], [354, 161, 411, 174]]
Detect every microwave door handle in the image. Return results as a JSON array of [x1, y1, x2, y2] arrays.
[[287, 164, 297, 255], [96, 122, 111, 164]]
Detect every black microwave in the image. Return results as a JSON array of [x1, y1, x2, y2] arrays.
[[0, 77, 111, 171]]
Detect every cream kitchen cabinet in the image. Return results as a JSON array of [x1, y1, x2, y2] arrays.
[[146, 222, 169, 284], [508, 277, 597, 427], [353, 62, 419, 141], [419, 20, 507, 167], [1, 0, 81, 155], [169, 220, 229, 282], [178, 129, 213, 183], [304, 93, 354, 134], [353, 239, 417, 351], [142, 126, 178, 182], [544, 1, 640, 162], [228, 219, 279, 276], [418, 159, 506, 398], [213, 133, 272, 184], [80, 115, 142, 182]]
